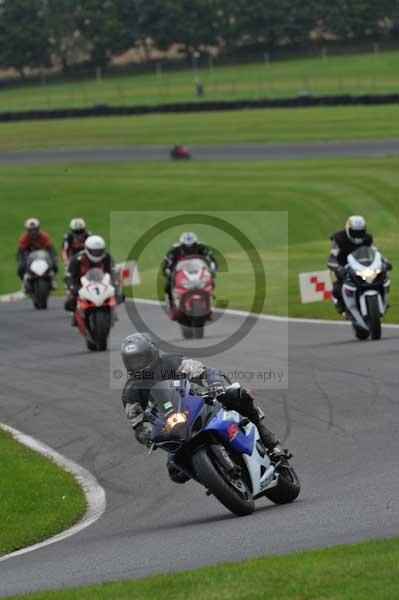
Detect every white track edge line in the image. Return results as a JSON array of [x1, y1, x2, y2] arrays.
[[0, 423, 106, 563], [130, 297, 399, 329]]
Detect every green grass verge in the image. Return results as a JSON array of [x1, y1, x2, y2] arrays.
[[0, 429, 86, 556], [7, 537, 399, 599], [2, 49, 399, 111], [2, 104, 399, 151], [2, 157, 398, 321]]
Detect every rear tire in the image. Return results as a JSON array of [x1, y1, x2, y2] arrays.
[[265, 466, 300, 505], [192, 447, 254, 517], [367, 295, 381, 340]]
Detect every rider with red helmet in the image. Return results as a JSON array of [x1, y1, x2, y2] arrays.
[[17, 218, 58, 280]]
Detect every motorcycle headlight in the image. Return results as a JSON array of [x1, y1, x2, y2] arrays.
[[182, 279, 205, 289], [356, 268, 381, 283], [164, 412, 187, 432]]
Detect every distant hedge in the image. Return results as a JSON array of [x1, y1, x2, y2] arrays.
[[2, 93, 399, 122]]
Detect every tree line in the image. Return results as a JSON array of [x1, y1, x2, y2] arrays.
[[0, 0, 398, 78]]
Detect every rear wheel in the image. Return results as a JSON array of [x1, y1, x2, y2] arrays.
[[367, 295, 381, 340], [192, 447, 254, 517], [33, 278, 50, 309], [264, 466, 300, 505]]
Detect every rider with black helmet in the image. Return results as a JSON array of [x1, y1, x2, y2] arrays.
[[120, 333, 282, 483]]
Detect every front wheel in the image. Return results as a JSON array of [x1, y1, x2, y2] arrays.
[[89, 310, 110, 351], [33, 278, 50, 309], [264, 466, 300, 505], [366, 295, 381, 340], [192, 447, 254, 517], [181, 325, 194, 339]]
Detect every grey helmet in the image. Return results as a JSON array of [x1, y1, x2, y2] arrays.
[[121, 333, 159, 372], [345, 215, 367, 245]]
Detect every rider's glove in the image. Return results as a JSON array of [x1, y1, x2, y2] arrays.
[[164, 267, 171, 277], [386, 261, 393, 271], [134, 422, 152, 446], [125, 402, 144, 428], [207, 381, 225, 398], [178, 359, 205, 379], [335, 265, 346, 281]]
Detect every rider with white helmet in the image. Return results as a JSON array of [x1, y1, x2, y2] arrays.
[[327, 216, 376, 313], [162, 232, 218, 317], [64, 235, 122, 315], [61, 218, 91, 264]]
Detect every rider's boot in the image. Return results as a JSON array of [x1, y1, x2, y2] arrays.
[[257, 422, 280, 452]]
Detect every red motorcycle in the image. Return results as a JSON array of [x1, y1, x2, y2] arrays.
[[75, 268, 116, 351], [170, 257, 214, 339]]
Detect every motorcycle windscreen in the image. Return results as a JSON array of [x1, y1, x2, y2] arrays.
[[27, 250, 51, 267], [351, 246, 376, 267], [175, 258, 207, 274], [85, 268, 106, 282]]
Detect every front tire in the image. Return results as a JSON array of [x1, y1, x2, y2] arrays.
[[89, 310, 110, 351], [192, 447, 254, 517], [181, 325, 193, 339], [366, 295, 381, 340], [265, 466, 300, 505], [33, 278, 50, 309]]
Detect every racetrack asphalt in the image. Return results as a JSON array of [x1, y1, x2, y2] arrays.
[[2, 138, 399, 164], [1, 297, 399, 597]]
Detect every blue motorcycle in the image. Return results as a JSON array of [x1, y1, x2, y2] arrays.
[[145, 379, 300, 517]]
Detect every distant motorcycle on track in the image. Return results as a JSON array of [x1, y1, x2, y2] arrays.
[[141, 379, 300, 517], [341, 246, 391, 340], [170, 256, 214, 339], [24, 250, 55, 309], [75, 268, 116, 351]]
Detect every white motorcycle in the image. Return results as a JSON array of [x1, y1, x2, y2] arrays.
[[75, 268, 116, 351], [342, 246, 391, 340], [24, 250, 55, 309]]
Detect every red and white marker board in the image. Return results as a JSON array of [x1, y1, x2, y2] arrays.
[[299, 270, 332, 303], [116, 260, 141, 287]]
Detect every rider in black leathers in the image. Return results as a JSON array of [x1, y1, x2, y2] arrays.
[[121, 333, 282, 483], [162, 232, 218, 316], [327, 215, 374, 314]]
